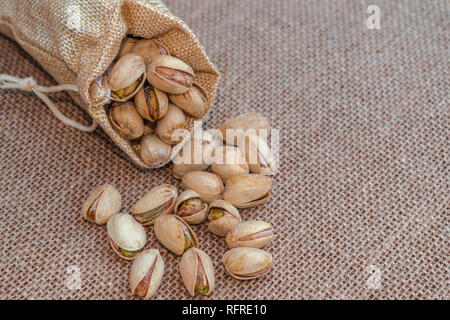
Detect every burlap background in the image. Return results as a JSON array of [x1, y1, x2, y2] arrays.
[[0, 0, 448, 299]]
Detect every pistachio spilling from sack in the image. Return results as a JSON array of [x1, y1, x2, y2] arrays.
[[81, 184, 122, 225], [180, 248, 215, 296], [108, 53, 146, 101], [107, 213, 146, 260], [108, 101, 144, 140], [207, 200, 242, 237], [139, 134, 172, 166], [222, 247, 273, 280], [223, 174, 272, 208], [147, 55, 194, 94], [133, 184, 178, 225], [154, 214, 199, 255], [181, 171, 224, 202], [225, 221, 274, 249], [219, 112, 271, 145], [130, 249, 164, 299], [118, 37, 138, 58], [169, 83, 209, 118], [174, 190, 208, 224], [132, 39, 169, 64], [238, 134, 274, 175], [211, 146, 249, 181], [155, 104, 186, 145], [134, 83, 169, 121]]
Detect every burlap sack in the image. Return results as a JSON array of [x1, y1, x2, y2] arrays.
[[0, 0, 220, 168]]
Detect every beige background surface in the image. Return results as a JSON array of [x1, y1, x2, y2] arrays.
[[0, 0, 448, 299]]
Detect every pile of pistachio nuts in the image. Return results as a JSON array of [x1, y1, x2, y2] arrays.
[[94, 36, 210, 166]]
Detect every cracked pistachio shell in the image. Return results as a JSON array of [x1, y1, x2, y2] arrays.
[[139, 134, 172, 166], [238, 134, 274, 175], [222, 247, 273, 280], [130, 249, 164, 299], [131, 39, 169, 64], [223, 174, 272, 208], [155, 104, 186, 145], [107, 213, 146, 260], [175, 190, 208, 224], [133, 184, 178, 226], [169, 83, 209, 118], [81, 184, 122, 225], [207, 200, 241, 237], [154, 214, 199, 255], [109, 101, 144, 140], [118, 37, 138, 58], [219, 112, 271, 145], [180, 248, 215, 296], [107, 53, 146, 101], [147, 55, 194, 94], [181, 171, 224, 202], [134, 83, 168, 121], [225, 221, 274, 249], [211, 146, 249, 181]]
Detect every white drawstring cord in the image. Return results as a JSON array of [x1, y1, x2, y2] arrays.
[[0, 74, 97, 132]]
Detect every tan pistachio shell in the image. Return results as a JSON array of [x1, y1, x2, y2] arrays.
[[131, 39, 170, 64], [211, 146, 249, 181], [238, 134, 275, 175], [134, 84, 169, 121], [180, 248, 215, 296], [207, 200, 242, 237], [140, 134, 172, 166], [219, 112, 271, 145], [107, 213, 146, 260], [222, 247, 273, 280], [223, 174, 272, 208], [154, 214, 199, 256], [118, 37, 138, 58], [155, 104, 186, 145], [181, 171, 224, 202], [81, 184, 122, 225], [108, 101, 144, 140], [169, 83, 209, 118], [174, 190, 208, 224], [130, 249, 164, 299], [225, 221, 274, 249], [133, 184, 178, 226], [147, 55, 195, 94]]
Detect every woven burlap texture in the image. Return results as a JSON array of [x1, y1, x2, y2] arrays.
[[0, 0, 220, 168], [0, 0, 448, 299]]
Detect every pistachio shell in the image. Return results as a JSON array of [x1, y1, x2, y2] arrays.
[[238, 134, 274, 175], [131, 39, 169, 64], [147, 55, 194, 94], [140, 134, 172, 166], [181, 171, 224, 202], [155, 104, 186, 145], [225, 221, 274, 248], [180, 248, 215, 296], [130, 249, 164, 299], [134, 83, 169, 121], [154, 214, 199, 255], [174, 190, 208, 224], [169, 83, 209, 118], [107, 213, 146, 260], [219, 112, 270, 145], [211, 146, 249, 181], [108, 53, 146, 101], [223, 174, 272, 208], [207, 200, 242, 237], [133, 184, 178, 226], [109, 101, 144, 140], [81, 184, 122, 225], [118, 37, 138, 58], [222, 247, 273, 280]]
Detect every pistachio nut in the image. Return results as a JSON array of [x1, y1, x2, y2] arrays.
[[169, 83, 209, 118], [211, 146, 249, 181], [174, 190, 208, 224], [130, 249, 164, 299], [108, 53, 146, 101], [180, 248, 215, 296], [222, 247, 273, 280], [223, 174, 272, 208], [238, 134, 274, 175], [147, 55, 194, 94], [154, 214, 199, 255], [155, 104, 186, 145], [108, 101, 144, 140], [219, 112, 271, 145], [131, 39, 169, 64], [133, 184, 178, 226], [181, 171, 224, 202], [118, 37, 138, 58], [134, 83, 168, 121], [107, 213, 146, 260], [207, 200, 241, 237], [81, 184, 122, 225], [139, 134, 172, 166], [89, 74, 110, 104], [225, 221, 274, 249], [143, 120, 156, 135]]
